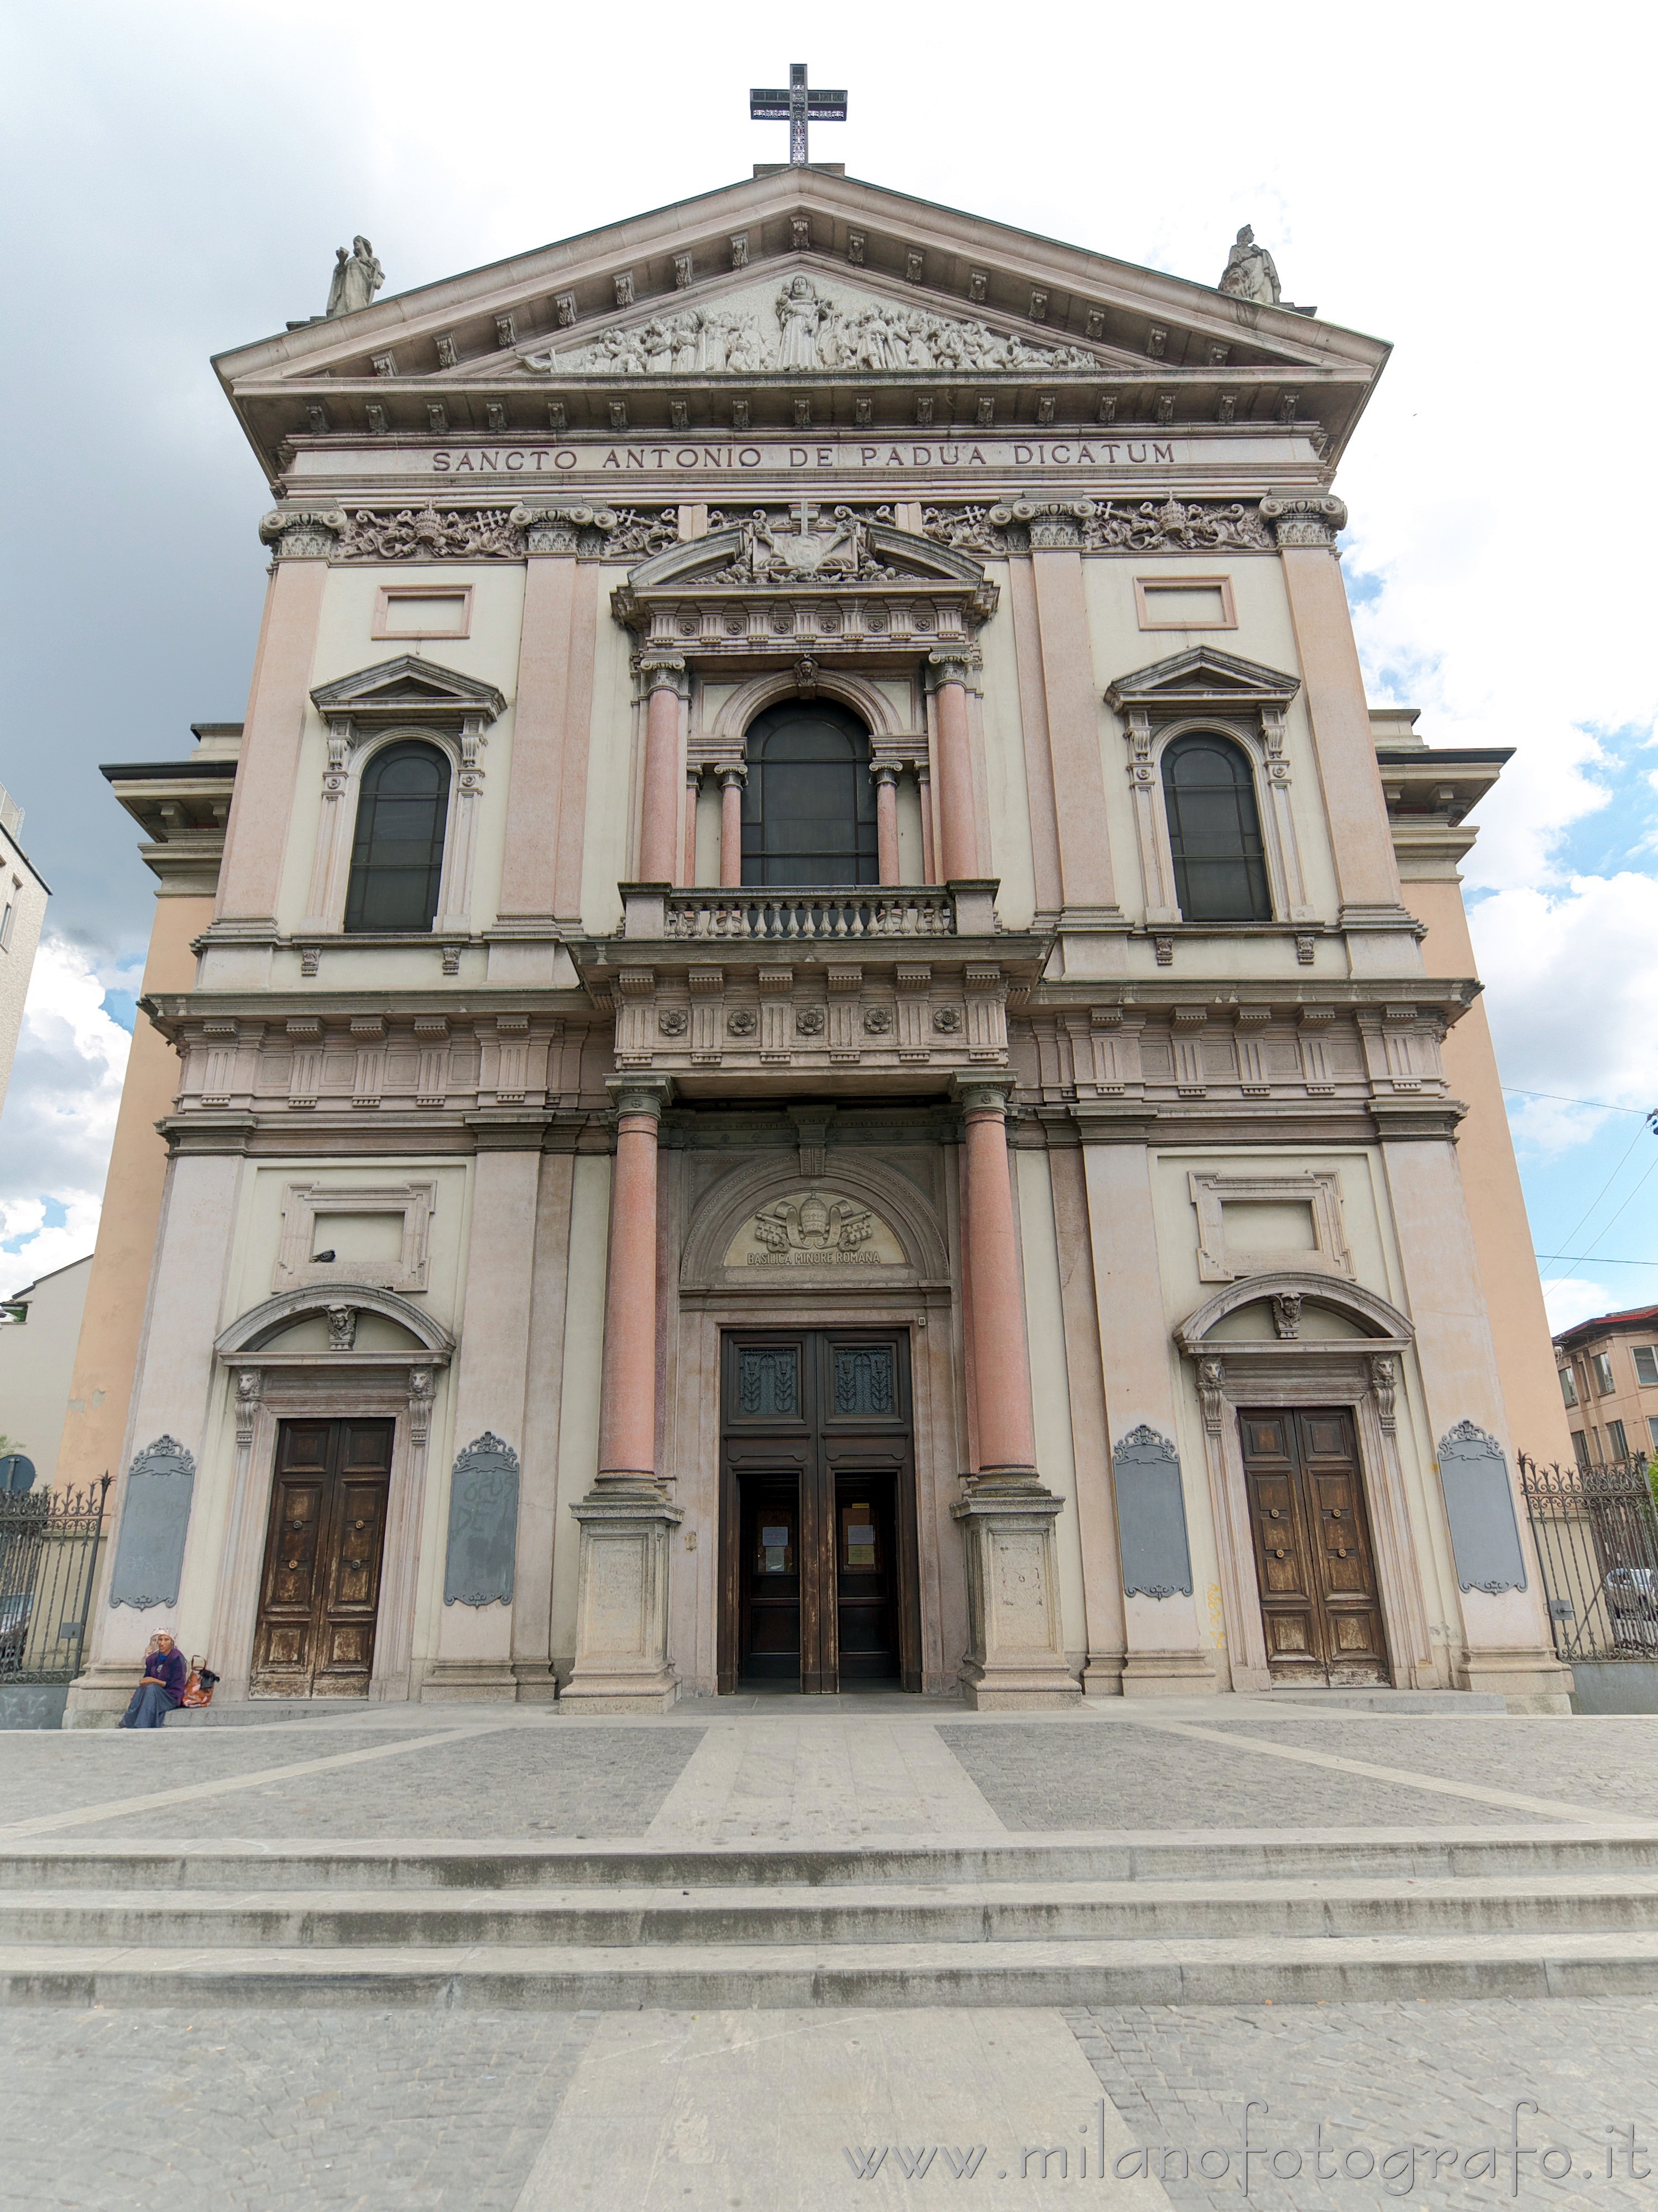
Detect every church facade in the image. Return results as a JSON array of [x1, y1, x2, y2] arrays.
[[64, 168, 1575, 1719]]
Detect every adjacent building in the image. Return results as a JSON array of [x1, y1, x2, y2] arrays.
[[0, 782, 49, 1117], [1556, 1305, 1658, 1469], [62, 165, 1573, 1720], [0, 1254, 94, 1489]]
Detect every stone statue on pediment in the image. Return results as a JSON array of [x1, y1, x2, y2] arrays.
[[326, 234, 385, 318], [1218, 225, 1280, 307], [776, 274, 833, 370]]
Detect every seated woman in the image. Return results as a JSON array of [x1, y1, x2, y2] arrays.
[[117, 1633, 186, 1729]]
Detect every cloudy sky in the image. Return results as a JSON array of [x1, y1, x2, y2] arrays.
[[2, 1, 1654, 1344]]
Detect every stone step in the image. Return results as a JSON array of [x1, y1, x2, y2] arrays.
[[6, 1829, 1657, 1892], [7, 1928, 1658, 2008], [9, 1872, 1658, 1949]]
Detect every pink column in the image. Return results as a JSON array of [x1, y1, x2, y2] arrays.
[[682, 769, 700, 888], [718, 767, 746, 889], [932, 658, 979, 883], [874, 766, 900, 886], [955, 1077, 1037, 1475], [635, 657, 687, 885], [917, 765, 937, 886], [597, 1079, 671, 1483]]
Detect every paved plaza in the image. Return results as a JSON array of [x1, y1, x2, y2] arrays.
[[6, 1696, 1658, 2208]]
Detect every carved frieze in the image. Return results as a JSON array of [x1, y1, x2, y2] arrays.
[[610, 953, 1011, 1079], [264, 502, 681, 564], [922, 496, 1276, 557], [532, 274, 1107, 379]]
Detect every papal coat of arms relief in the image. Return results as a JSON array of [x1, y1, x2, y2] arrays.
[[723, 1190, 908, 1269]]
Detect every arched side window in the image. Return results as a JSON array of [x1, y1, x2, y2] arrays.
[[742, 701, 877, 888], [1160, 732, 1271, 922], [344, 740, 451, 933]]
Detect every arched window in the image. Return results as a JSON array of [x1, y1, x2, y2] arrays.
[[741, 700, 877, 888], [1160, 732, 1270, 922], [344, 740, 450, 932]]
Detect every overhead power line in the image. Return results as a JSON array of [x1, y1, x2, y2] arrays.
[[1503, 1088, 1653, 1115]]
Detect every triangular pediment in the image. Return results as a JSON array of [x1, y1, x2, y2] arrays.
[[222, 171, 1379, 392], [217, 171, 1388, 477], [310, 656, 507, 721], [1104, 647, 1302, 713]]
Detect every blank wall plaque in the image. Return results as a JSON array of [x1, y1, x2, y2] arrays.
[[1112, 1425, 1195, 1598], [443, 1432, 520, 1606], [1437, 1422, 1528, 1594], [108, 1437, 196, 1610]]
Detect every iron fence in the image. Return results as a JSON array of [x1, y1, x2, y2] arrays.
[[1519, 1454, 1658, 1663], [0, 1478, 110, 1686]]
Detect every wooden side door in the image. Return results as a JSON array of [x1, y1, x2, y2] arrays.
[[1299, 1408, 1389, 1683], [252, 1418, 393, 1697], [736, 1472, 803, 1684], [1239, 1407, 1389, 1686]]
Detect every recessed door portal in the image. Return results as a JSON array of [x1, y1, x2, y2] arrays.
[[720, 1331, 917, 1693], [251, 1418, 394, 1697], [1239, 1406, 1390, 1686]]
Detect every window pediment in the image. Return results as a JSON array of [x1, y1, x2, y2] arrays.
[[614, 510, 997, 649], [310, 656, 506, 727], [1105, 646, 1301, 717]]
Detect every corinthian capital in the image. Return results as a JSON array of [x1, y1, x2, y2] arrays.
[[635, 652, 689, 698], [509, 502, 618, 554], [605, 1074, 674, 1122], [258, 508, 346, 560], [926, 647, 982, 692], [1259, 494, 1348, 547]]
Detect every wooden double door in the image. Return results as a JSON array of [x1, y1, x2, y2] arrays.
[[251, 1419, 393, 1697], [719, 1329, 920, 1694], [1239, 1406, 1391, 1686]]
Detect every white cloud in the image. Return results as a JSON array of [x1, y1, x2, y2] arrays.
[[1467, 874, 1658, 1154], [1543, 1277, 1627, 1335], [0, 937, 137, 1300]]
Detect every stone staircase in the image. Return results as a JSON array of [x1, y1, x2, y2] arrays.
[[5, 1830, 1658, 2008]]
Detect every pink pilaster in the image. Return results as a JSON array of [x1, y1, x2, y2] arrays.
[[597, 1078, 672, 1483], [1276, 533, 1410, 922], [932, 659, 979, 883], [498, 554, 576, 921], [636, 658, 687, 887], [874, 766, 900, 886], [216, 552, 329, 925], [718, 767, 746, 889], [956, 1077, 1037, 1474], [917, 765, 937, 886], [682, 769, 700, 888]]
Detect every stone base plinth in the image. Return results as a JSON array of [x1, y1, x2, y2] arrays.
[[952, 1473, 1081, 1709], [557, 1674, 681, 1715], [561, 1480, 682, 1715], [1121, 1650, 1217, 1696], [1080, 1652, 1128, 1697], [63, 1665, 145, 1729], [418, 1661, 520, 1704], [510, 1660, 561, 1705], [1452, 1645, 1575, 1714]]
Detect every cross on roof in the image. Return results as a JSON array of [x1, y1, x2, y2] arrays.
[[749, 62, 847, 167]]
